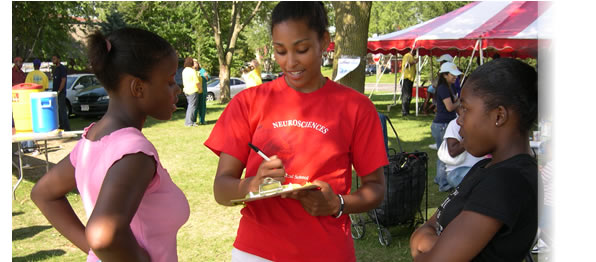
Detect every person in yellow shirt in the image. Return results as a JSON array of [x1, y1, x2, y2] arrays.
[[182, 57, 202, 127], [400, 50, 417, 116], [25, 59, 49, 90], [245, 62, 262, 88], [246, 68, 262, 88], [241, 65, 250, 84], [251, 59, 261, 77]]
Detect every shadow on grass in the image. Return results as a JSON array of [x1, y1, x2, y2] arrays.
[[12, 153, 56, 185], [12, 211, 24, 216], [12, 153, 80, 196], [12, 225, 52, 241], [13, 249, 66, 262]]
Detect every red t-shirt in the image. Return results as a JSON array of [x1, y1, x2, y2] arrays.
[[204, 77, 388, 261], [12, 66, 26, 86]]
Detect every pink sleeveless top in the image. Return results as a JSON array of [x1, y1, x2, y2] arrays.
[[70, 123, 190, 262]]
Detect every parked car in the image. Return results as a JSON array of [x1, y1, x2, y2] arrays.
[[261, 72, 278, 83], [365, 64, 389, 76], [55, 73, 102, 117], [206, 77, 246, 101], [365, 64, 375, 76], [174, 67, 188, 109], [71, 84, 109, 117]]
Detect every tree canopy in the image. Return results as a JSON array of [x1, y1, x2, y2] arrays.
[[199, 1, 264, 103], [95, 2, 200, 64], [12, 1, 472, 100], [12, 1, 95, 64]]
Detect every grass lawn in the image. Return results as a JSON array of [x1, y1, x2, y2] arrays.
[[12, 94, 449, 261]]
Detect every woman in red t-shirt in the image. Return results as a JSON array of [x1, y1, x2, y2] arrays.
[[205, 2, 387, 261]]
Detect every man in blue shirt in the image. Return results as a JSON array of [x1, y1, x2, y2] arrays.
[[52, 55, 70, 131]]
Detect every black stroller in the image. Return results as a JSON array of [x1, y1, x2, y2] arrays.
[[350, 113, 428, 246]]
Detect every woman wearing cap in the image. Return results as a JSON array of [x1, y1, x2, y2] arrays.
[[423, 55, 456, 115], [436, 54, 462, 96], [431, 62, 462, 192]]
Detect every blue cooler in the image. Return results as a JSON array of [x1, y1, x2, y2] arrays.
[[30, 92, 59, 133]]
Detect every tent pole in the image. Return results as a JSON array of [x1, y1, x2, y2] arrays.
[[462, 39, 481, 86], [415, 48, 420, 116], [479, 39, 484, 65], [429, 52, 434, 116], [368, 54, 383, 100], [394, 52, 397, 105], [430, 53, 434, 86]]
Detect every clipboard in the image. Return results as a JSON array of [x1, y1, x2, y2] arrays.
[[231, 178, 319, 204]]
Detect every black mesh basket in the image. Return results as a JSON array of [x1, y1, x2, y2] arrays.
[[369, 151, 427, 227]]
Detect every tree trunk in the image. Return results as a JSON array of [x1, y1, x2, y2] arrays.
[[219, 65, 231, 102], [331, 1, 372, 93], [199, 1, 262, 104]]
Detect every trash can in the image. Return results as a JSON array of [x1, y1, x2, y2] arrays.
[[12, 83, 43, 132], [30, 92, 59, 133]]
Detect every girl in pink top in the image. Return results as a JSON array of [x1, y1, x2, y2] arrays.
[[31, 28, 189, 262]]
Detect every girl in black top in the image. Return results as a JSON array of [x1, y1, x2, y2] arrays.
[[410, 58, 538, 261]]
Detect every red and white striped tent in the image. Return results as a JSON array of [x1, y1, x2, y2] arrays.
[[328, 1, 553, 114], [366, 1, 553, 59]]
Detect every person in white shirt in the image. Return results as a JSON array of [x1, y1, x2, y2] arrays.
[[443, 117, 485, 188]]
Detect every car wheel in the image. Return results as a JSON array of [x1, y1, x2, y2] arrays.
[[206, 92, 215, 102]]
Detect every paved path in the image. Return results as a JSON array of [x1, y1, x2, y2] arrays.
[[364, 83, 430, 114], [364, 83, 399, 93], [364, 83, 427, 95]]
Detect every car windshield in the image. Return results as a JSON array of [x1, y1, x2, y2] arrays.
[[66, 75, 78, 89], [175, 68, 183, 86], [207, 79, 220, 87]]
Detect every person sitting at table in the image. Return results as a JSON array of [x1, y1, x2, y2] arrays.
[[422, 84, 436, 115], [30, 28, 189, 262], [410, 58, 538, 261], [441, 117, 485, 189]]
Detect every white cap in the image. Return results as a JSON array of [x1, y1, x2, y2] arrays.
[[437, 54, 453, 63], [439, 62, 462, 76]]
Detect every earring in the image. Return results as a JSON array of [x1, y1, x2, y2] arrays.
[[495, 122, 498, 126]]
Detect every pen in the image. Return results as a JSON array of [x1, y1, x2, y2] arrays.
[[248, 143, 271, 161]]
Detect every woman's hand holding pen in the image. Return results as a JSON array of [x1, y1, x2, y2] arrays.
[[283, 180, 340, 217], [246, 142, 340, 216], [249, 155, 286, 193]]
